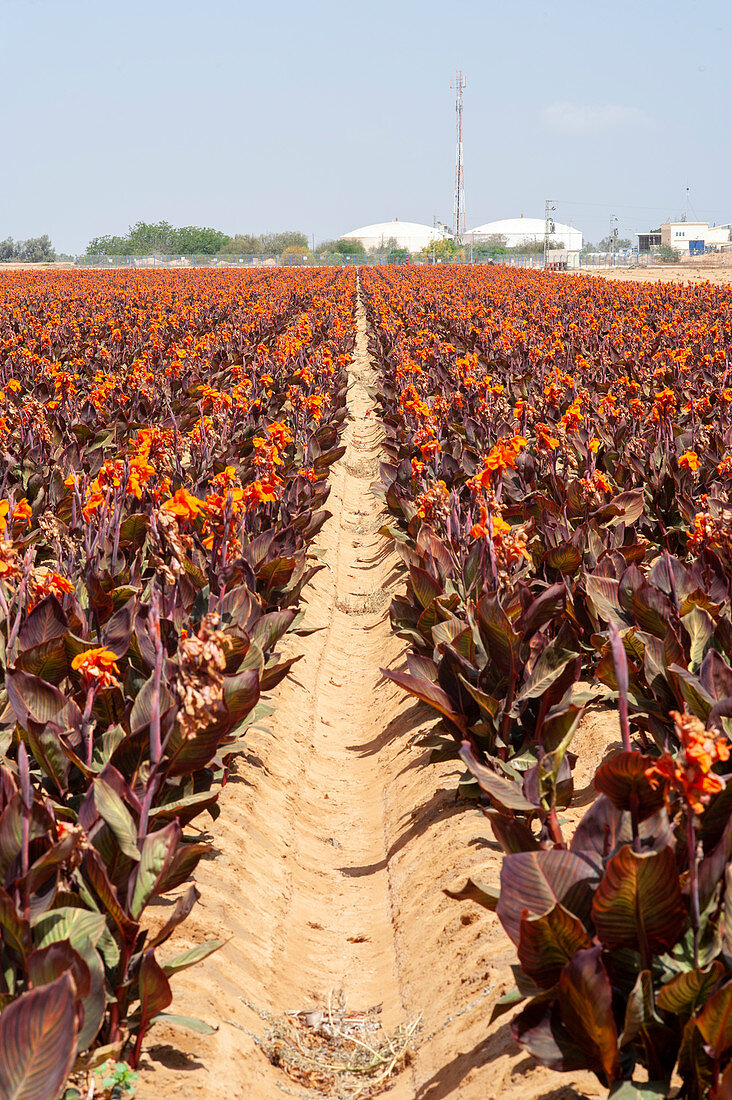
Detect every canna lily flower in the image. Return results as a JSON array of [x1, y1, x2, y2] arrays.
[[646, 709, 730, 815], [678, 450, 700, 472], [266, 421, 293, 449], [28, 568, 74, 611], [12, 498, 32, 528], [162, 488, 205, 522], [71, 647, 121, 691]]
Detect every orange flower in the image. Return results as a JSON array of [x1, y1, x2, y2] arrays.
[[12, 498, 32, 528], [82, 491, 105, 520], [162, 488, 205, 522], [646, 709, 729, 814], [71, 646, 121, 691], [28, 568, 74, 611], [469, 435, 527, 489], [266, 421, 293, 449], [678, 450, 700, 472]]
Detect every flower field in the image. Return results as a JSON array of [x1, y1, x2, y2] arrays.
[[361, 265, 732, 1099], [0, 262, 731, 1100], [0, 268, 355, 1093]]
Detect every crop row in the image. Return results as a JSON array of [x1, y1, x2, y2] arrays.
[[361, 265, 732, 1100], [0, 268, 356, 1095]]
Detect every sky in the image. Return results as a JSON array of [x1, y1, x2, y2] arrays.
[[1, 0, 731, 254]]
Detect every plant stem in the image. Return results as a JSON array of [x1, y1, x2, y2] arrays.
[[687, 811, 700, 969]]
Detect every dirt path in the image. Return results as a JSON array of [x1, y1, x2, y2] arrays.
[[137, 284, 609, 1100]]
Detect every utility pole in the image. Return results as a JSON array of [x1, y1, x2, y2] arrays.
[[610, 214, 618, 263], [451, 70, 466, 242], [544, 199, 556, 267]]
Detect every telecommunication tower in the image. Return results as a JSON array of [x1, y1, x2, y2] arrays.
[[451, 70, 466, 241], [543, 199, 557, 266]]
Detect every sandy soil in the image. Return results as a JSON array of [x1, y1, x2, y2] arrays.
[[586, 261, 732, 286], [136, 286, 614, 1100]]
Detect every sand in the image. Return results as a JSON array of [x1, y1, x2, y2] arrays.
[[586, 259, 732, 286], [135, 283, 616, 1100]]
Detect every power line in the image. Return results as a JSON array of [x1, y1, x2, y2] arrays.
[[557, 197, 732, 217]]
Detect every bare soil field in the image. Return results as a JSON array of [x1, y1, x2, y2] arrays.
[[135, 286, 616, 1100], [589, 260, 732, 286]]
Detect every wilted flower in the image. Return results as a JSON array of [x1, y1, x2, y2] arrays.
[[175, 614, 228, 741]]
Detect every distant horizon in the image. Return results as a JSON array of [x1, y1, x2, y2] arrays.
[[2, 0, 730, 254]]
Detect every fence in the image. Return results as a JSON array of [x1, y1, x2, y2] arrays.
[[73, 250, 649, 270]]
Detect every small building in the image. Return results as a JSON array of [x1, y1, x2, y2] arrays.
[[637, 229, 662, 252], [661, 221, 709, 253], [706, 224, 732, 247]]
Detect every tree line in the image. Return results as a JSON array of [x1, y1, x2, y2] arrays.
[[0, 235, 56, 263], [85, 223, 312, 257]]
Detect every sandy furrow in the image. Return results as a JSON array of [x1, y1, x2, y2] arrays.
[[137, 283, 610, 1100], [136, 282, 416, 1100]]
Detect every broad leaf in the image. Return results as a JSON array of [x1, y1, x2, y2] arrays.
[[594, 751, 665, 821], [93, 777, 139, 862], [518, 904, 591, 989], [558, 946, 620, 1081], [695, 978, 732, 1059], [129, 822, 181, 919], [162, 940, 223, 976], [444, 877, 499, 911], [136, 949, 172, 1028], [0, 972, 77, 1100], [497, 849, 602, 946], [151, 1013, 217, 1034], [460, 743, 536, 812], [382, 669, 467, 733], [657, 961, 726, 1016], [592, 845, 686, 953]]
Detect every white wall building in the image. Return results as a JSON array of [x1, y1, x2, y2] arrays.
[[466, 215, 583, 253], [661, 221, 709, 252], [340, 219, 451, 254]]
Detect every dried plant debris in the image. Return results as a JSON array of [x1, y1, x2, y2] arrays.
[[242, 991, 421, 1098]]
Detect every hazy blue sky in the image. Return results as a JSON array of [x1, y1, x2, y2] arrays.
[[1, 0, 730, 253]]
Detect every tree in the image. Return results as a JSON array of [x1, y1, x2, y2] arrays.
[[656, 243, 680, 263], [174, 226, 231, 254], [280, 245, 310, 265], [220, 234, 261, 255], [470, 234, 508, 257], [85, 222, 233, 256], [598, 235, 633, 251], [260, 231, 309, 254], [511, 239, 545, 255], [420, 238, 464, 261], [367, 236, 401, 257], [0, 236, 56, 262], [86, 235, 127, 256], [15, 235, 56, 262], [317, 239, 365, 255]]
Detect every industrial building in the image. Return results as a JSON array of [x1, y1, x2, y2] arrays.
[[637, 220, 732, 254], [466, 216, 583, 253], [340, 219, 451, 254]]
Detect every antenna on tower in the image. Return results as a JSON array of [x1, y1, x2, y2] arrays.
[[451, 70, 466, 242]]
